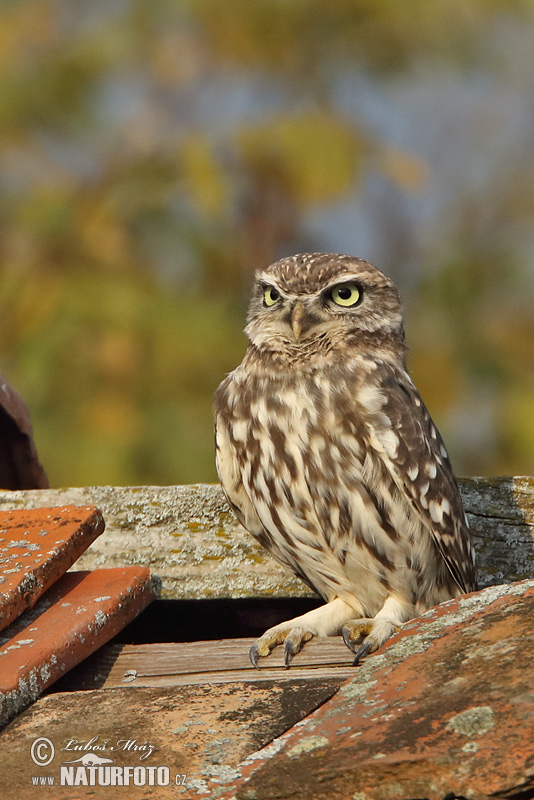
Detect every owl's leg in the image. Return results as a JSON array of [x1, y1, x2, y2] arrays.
[[249, 596, 358, 668], [342, 595, 411, 665]]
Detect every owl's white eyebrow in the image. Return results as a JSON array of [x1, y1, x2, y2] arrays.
[[323, 274, 362, 289], [257, 274, 282, 290]]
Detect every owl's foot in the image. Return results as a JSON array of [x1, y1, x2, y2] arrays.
[[249, 596, 358, 668], [249, 624, 314, 668], [342, 617, 400, 665]]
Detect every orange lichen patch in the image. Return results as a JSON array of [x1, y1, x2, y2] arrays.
[[0, 507, 105, 632], [0, 567, 154, 728]]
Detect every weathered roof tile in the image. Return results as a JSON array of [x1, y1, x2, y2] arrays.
[[0, 567, 154, 728], [0, 506, 105, 631]]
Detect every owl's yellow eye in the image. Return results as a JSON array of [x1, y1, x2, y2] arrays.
[[330, 282, 361, 307], [263, 286, 281, 307]]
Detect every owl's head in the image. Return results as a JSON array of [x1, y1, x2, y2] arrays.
[[245, 253, 406, 363]]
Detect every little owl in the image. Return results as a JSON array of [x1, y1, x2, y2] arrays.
[[214, 253, 476, 667]]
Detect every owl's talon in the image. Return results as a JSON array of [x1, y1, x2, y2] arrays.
[[343, 616, 401, 664], [352, 639, 373, 666], [249, 644, 260, 668], [342, 618, 374, 653], [248, 623, 315, 667], [284, 639, 295, 668], [342, 626, 358, 653], [283, 626, 313, 667]]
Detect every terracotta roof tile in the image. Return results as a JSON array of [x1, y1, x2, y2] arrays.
[[0, 567, 154, 728], [0, 506, 105, 632]]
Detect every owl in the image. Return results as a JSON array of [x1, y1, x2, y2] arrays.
[[214, 253, 476, 667]]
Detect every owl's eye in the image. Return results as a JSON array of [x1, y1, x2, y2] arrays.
[[263, 286, 281, 307], [330, 282, 361, 308]]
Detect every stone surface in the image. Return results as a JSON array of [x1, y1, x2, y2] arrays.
[[0, 478, 532, 599], [0, 506, 105, 631], [0, 567, 154, 728], [192, 579, 534, 800], [0, 677, 342, 799]]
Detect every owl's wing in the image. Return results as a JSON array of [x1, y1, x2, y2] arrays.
[[371, 365, 476, 594]]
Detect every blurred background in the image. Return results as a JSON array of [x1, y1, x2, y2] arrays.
[[1, 0, 533, 487]]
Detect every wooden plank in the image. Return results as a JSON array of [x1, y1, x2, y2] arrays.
[[0, 506, 104, 631], [54, 637, 358, 691], [0, 567, 154, 728], [0, 479, 532, 599]]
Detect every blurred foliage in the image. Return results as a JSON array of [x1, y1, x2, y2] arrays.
[[0, 0, 533, 486]]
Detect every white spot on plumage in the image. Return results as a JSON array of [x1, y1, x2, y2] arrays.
[[358, 384, 384, 414], [253, 398, 271, 428], [425, 462, 437, 479], [407, 465, 419, 481], [232, 419, 249, 442], [429, 500, 444, 524], [380, 429, 399, 459]]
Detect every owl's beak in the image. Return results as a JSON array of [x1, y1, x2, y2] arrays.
[[291, 301, 305, 340]]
